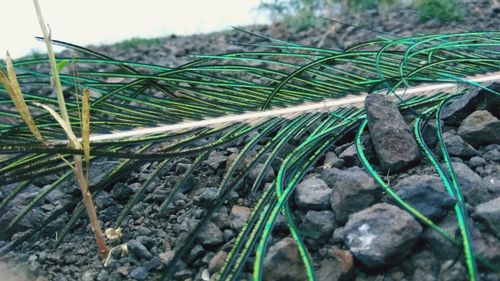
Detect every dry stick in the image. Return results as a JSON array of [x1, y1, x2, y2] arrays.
[[32, 0, 109, 258], [73, 71, 500, 143]]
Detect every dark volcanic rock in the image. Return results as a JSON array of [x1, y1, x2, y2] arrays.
[[301, 210, 336, 240], [127, 240, 153, 260], [325, 167, 380, 224], [475, 197, 500, 238], [422, 213, 461, 261], [365, 94, 421, 172], [396, 174, 446, 193], [317, 247, 353, 281], [231, 205, 251, 231], [129, 266, 149, 280], [294, 177, 331, 210], [394, 183, 456, 221], [458, 110, 500, 147], [196, 222, 224, 248], [452, 162, 490, 205], [341, 203, 422, 269], [442, 133, 478, 158], [263, 237, 308, 281], [441, 84, 500, 125]]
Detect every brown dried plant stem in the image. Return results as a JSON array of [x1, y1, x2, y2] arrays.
[[73, 155, 109, 258], [33, 0, 109, 258]]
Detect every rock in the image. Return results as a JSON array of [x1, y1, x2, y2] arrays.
[[452, 162, 490, 205], [301, 210, 336, 240], [441, 85, 498, 125], [0, 204, 45, 239], [174, 269, 192, 280], [317, 247, 353, 281], [197, 222, 224, 249], [110, 182, 134, 201], [468, 156, 487, 168], [484, 175, 500, 197], [183, 244, 205, 264], [127, 240, 153, 260], [94, 192, 117, 209], [422, 213, 461, 260], [212, 212, 232, 230], [208, 251, 227, 274], [338, 144, 360, 167], [458, 110, 500, 147], [194, 188, 218, 208], [393, 182, 456, 221], [396, 174, 446, 193], [326, 167, 379, 224], [144, 258, 163, 271], [294, 177, 331, 210], [439, 260, 467, 281], [323, 151, 344, 169], [483, 148, 500, 162], [263, 237, 308, 281], [442, 133, 478, 158], [470, 227, 500, 267], [159, 251, 175, 265], [475, 197, 500, 238], [231, 205, 250, 231], [206, 151, 227, 170], [421, 120, 441, 149], [342, 203, 422, 268], [129, 266, 149, 280], [247, 163, 275, 186], [365, 94, 421, 172]]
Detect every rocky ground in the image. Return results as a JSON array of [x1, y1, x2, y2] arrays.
[[1, 1, 500, 281]]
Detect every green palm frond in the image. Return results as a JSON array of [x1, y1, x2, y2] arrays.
[[1, 29, 499, 281]]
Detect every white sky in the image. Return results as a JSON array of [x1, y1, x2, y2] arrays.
[[2, 0, 269, 58]]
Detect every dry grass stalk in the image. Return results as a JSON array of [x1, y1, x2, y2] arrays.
[[32, 0, 109, 258], [0, 53, 43, 142]]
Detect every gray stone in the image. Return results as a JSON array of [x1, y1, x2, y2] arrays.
[[468, 156, 487, 168], [452, 162, 490, 205], [458, 110, 500, 147], [439, 260, 467, 281], [441, 85, 496, 125], [365, 94, 421, 172], [326, 167, 379, 224], [342, 203, 422, 268], [475, 197, 500, 238], [208, 251, 227, 274], [231, 205, 250, 231], [394, 183, 456, 221], [212, 212, 232, 230], [396, 174, 446, 193], [442, 133, 478, 158], [159, 251, 175, 265], [127, 239, 153, 260], [317, 247, 353, 281], [301, 210, 336, 240], [197, 222, 224, 249], [422, 212, 461, 260], [206, 151, 227, 170], [248, 163, 275, 186], [129, 266, 149, 280], [483, 149, 500, 162], [421, 120, 441, 148], [174, 269, 192, 280], [294, 177, 331, 210], [263, 237, 308, 281], [338, 143, 360, 167], [323, 151, 344, 169], [183, 244, 205, 264], [194, 188, 218, 208]]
